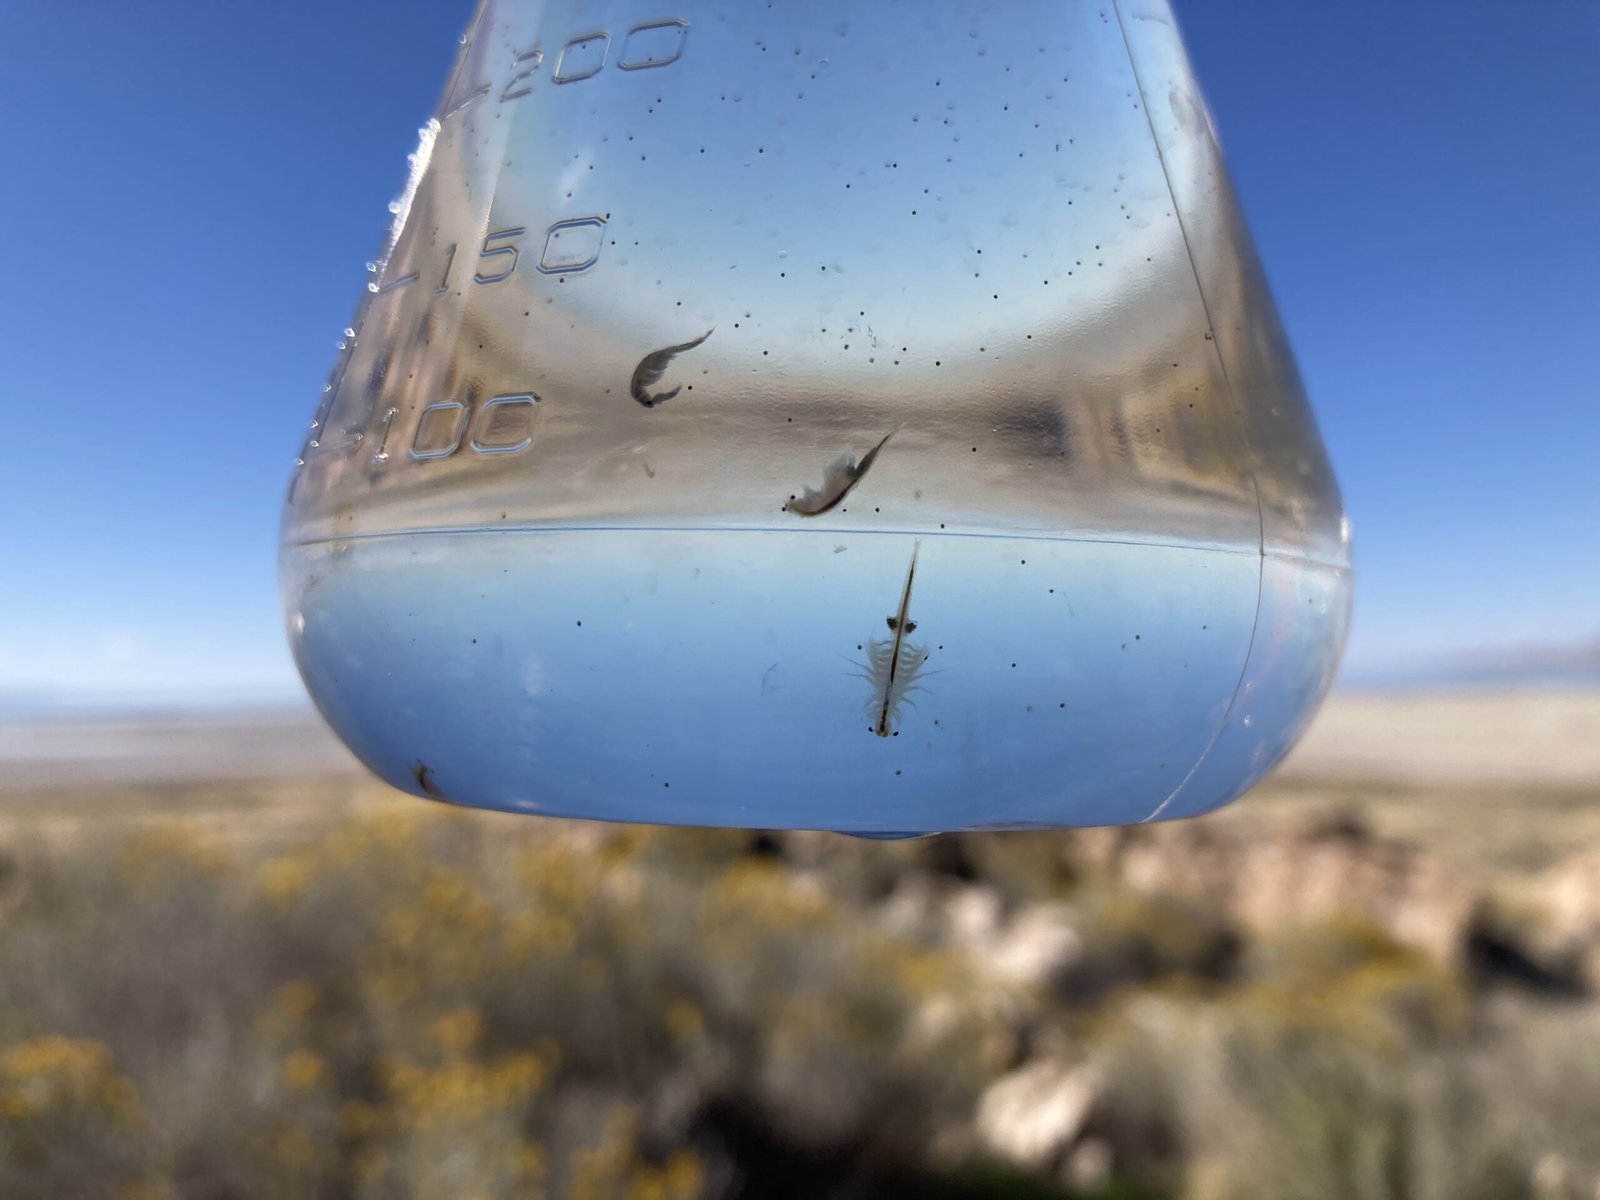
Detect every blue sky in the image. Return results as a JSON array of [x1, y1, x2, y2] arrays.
[[0, 1, 1595, 707]]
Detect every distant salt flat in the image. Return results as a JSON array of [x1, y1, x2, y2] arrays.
[[1276, 689, 1600, 788], [1, 689, 1596, 797], [0, 707, 362, 794]]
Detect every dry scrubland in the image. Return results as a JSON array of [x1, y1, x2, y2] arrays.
[[2, 690, 1600, 1200]]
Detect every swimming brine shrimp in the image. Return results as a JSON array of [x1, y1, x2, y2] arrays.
[[860, 543, 928, 737]]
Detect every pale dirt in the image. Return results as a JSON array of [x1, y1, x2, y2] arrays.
[[1277, 689, 1600, 788], [1239, 689, 1600, 880]]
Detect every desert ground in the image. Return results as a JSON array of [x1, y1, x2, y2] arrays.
[[2, 689, 1598, 1200]]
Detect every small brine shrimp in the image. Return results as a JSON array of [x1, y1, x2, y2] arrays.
[[786, 425, 900, 516], [630, 328, 714, 408]]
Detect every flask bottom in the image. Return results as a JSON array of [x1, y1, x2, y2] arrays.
[[280, 525, 1348, 833]]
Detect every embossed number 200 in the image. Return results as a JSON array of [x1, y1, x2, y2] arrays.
[[444, 17, 689, 117]]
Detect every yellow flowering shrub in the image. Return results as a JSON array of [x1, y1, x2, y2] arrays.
[[0, 1036, 155, 1196], [11, 803, 1573, 1200]]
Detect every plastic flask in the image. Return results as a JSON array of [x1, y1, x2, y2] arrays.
[[281, 0, 1351, 835]]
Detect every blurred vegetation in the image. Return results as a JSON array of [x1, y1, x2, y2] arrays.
[[2, 800, 1599, 1198]]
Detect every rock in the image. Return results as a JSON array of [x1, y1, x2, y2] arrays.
[[879, 870, 940, 939], [1104, 816, 1478, 962], [983, 904, 1083, 988], [1531, 848, 1600, 990], [1231, 821, 1473, 960], [1065, 1137, 1114, 1191], [975, 1057, 1100, 1170], [944, 884, 1005, 947], [1531, 1152, 1571, 1200]]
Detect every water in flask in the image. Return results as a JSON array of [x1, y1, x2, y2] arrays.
[[281, 0, 1352, 834]]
